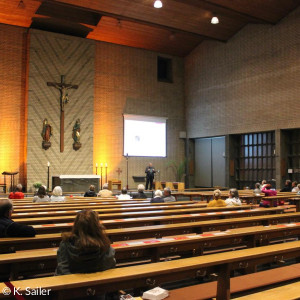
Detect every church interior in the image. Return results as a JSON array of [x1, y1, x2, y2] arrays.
[[0, 0, 300, 299]]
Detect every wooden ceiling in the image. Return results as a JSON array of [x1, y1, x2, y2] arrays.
[[0, 0, 299, 56]]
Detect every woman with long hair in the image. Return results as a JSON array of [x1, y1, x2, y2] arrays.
[[33, 186, 50, 203], [56, 209, 115, 275]]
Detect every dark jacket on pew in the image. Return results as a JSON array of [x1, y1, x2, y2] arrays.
[[151, 197, 164, 203], [56, 239, 116, 275], [83, 190, 97, 197], [0, 217, 36, 238], [132, 192, 147, 199]]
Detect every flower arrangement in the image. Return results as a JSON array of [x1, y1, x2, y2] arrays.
[[33, 182, 42, 190]]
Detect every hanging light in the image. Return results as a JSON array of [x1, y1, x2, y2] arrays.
[[18, 0, 25, 9], [154, 0, 163, 8], [211, 16, 219, 24]]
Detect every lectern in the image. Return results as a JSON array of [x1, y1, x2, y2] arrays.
[[2, 171, 19, 193]]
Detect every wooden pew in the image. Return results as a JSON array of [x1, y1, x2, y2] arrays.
[[289, 197, 300, 212], [235, 280, 300, 300], [2, 223, 300, 280], [1, 241, 300, 300], [10, 205, 255, 224], [12, 201, 201, 212], [168, 264, 300, 300], [11, 203, 209, 219], [11, 205, 281, 220], [11, 198, 149, 205], [31, 207, 285, 233], [2, 212, 300, 252]]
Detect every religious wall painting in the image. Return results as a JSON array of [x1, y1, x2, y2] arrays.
[[72, 118, 81, 151], [41, 118, 52, 150]]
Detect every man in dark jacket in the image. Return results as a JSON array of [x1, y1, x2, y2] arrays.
[[84, 185, 97, 197], [280, 179, 292, 192], [145, 162, 156, 190], [132, 184, 147, 199], [0, 199, 36, 237]]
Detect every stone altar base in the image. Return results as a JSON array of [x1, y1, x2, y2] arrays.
[[59, 175, 100, 193]]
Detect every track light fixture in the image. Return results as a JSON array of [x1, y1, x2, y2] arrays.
[[211, 16, 219, 24], [154, 0, 163, 8]]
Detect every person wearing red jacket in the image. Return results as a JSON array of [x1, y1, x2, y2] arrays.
[[8, 184, 24, 199]]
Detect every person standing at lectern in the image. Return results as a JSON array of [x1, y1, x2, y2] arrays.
[[145, 162, 156, 190]]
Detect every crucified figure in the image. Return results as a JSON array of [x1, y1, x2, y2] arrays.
[[47, 75, 79, 152]]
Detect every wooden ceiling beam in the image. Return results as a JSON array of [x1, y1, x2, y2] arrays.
[[40, 0, 226, 42], [171, 0, 274, 24]]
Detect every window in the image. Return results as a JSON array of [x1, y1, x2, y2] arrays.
[[235, 132, 275, 189], [287, 129, 300, 182], [157, 56, 172, 82]]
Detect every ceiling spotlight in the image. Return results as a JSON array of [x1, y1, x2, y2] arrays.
[[154, 0, 163, 8], [211, 16, 219, 24], [18, 0, 25, 9]]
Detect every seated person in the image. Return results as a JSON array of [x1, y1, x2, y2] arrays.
[[50, 186, 65, 202], [97, 183, 113, 198], [280, 179, 292, 192], [84, 185, 97, 197], [56, 209, 115, 278], [117, 188, 131, 200], [151, 190, 164, 203], [132, 184, 147, 199], [207, 189, 226, 207], [225, 188, 242, 206], [163, 187, 176, 202], [291, 181, 299, 192], [0, 199, 36, 237], [9, 184, 24, 199], [260, 183, 283, 207], [33, 186, 50, 203], [297, 184, 300, 195], [253, 182, 261, 195], [261, 180, 267, 189]]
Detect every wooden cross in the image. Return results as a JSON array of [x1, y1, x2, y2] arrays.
[[47, 75, 78, 152], [116, 168, 122, 180]]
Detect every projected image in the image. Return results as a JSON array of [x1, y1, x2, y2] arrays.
[[124, 116, 167, 157]]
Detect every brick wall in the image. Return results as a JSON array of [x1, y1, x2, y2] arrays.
[[27, 30, 95, 191], [0, 24, 27, 190], [0, 26, 186, 192], [94, 42, 185, 188], [185, 7, 300, 139]]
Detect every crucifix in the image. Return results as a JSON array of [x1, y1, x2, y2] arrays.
[[47, 75, 79, 152], [116, 168, 122, 180]]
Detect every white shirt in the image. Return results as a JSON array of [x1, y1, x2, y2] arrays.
[[33, 195, 50, 203], [50, 195, 65, 202], [117, 194, 131, 200], [292, 187, 299, 193], [225, 197, 242, 206]]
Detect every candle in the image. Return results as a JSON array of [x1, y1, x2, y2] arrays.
[[47, 162, 50, 167], [100, 163, 103, 167], [105, 163, 107, 167], [96, 163, 98, 167]]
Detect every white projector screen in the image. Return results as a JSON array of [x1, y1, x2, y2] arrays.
[[123, 114, 167, 157]]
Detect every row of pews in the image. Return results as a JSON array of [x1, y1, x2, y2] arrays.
[[1, 195, 300, 299]]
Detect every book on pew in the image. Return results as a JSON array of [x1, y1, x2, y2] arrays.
[[142, 287, 169, 300]]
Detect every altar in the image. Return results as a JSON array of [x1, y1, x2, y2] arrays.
[[58, 175, 100, 193]]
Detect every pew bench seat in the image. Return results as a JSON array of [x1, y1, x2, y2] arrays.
[[167, 263, 300, 300], [1, 241, 300, 300], [234, 279, 300, 300]]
